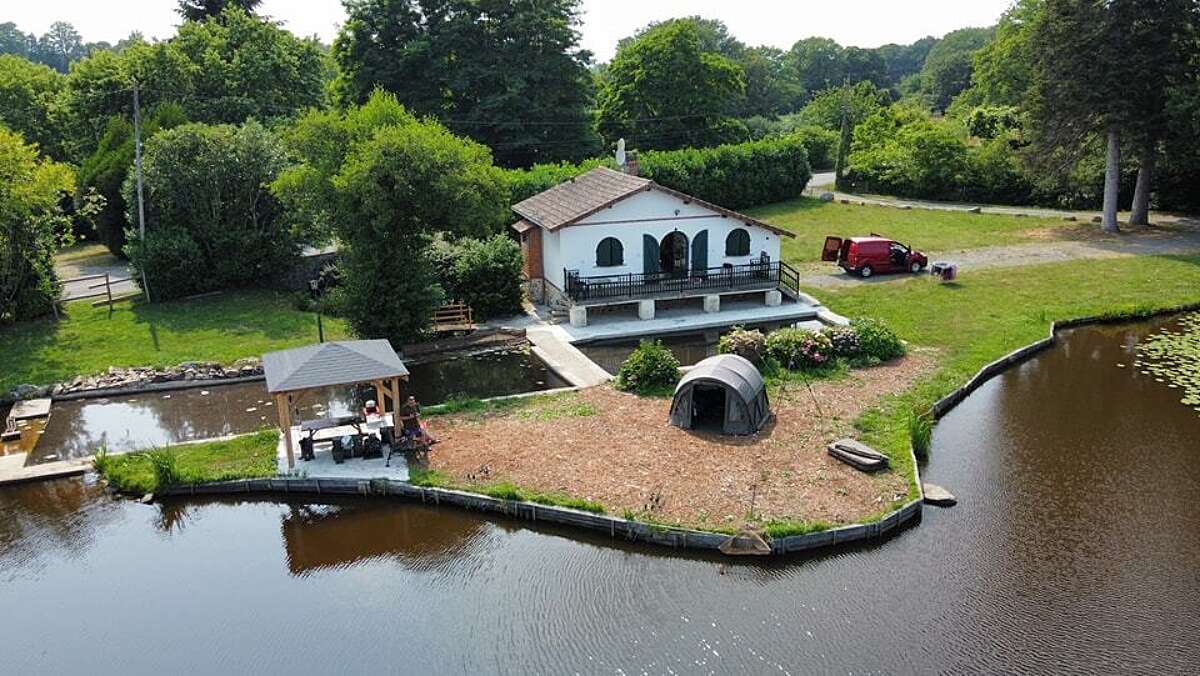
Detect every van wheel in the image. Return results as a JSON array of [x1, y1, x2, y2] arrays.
[[910, 261, 923, 273], [860, 265, 873, 278]]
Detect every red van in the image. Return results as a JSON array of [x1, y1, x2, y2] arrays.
[[822, 236, 928, 278]]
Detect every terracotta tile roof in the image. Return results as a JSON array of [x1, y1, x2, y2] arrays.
[[510, 166, 795, 238], [512, 167, 651, 231]]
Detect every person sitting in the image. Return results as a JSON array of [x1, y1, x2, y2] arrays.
[[398, 395, 438, 446], [362, 399, 379, 419]]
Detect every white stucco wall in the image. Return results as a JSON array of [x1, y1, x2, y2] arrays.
[[542, 188, 783, 288]]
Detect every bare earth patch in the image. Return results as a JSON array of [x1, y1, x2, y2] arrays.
[[427, 350, 936, 531]]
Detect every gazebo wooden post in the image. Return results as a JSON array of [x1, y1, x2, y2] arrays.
[[374, 380, 386, 414], [391, 377, 402, 428], [276, 391, 296, 470]]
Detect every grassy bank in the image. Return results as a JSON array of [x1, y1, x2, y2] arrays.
[[814, 253, 1200, 502], [95, 429, 280, 494], [749, 196, 1067, 263], [0, 290, 350, 392]]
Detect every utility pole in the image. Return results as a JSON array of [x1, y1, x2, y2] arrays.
[[132, 81, 151, 302]]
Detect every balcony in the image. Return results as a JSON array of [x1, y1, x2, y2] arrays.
[[563, 260, 800, 305]]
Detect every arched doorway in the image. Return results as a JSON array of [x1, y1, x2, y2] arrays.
[[660, 231, 689, 277]]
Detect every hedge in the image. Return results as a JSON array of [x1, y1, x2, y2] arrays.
[[505, 135, 813, 213]]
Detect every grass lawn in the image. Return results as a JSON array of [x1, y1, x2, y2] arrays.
[[0, 289, 350, 392], [54, 242, 112, 264], [748, 196, 1068, 264], [95, 429, 280, 494], [812, 254, 1200, 485]]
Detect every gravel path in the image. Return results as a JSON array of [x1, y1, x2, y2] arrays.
[[56, 253, 137, 301], [800, 223, 1200, 289]]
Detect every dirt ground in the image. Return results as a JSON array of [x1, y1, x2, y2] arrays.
[[427, 351, 935, 530]]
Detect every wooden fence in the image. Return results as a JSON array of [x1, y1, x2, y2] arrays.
[[56, 272, 142, 316]]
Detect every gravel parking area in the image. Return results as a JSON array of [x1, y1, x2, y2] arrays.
[[428, 351, 935, 530]]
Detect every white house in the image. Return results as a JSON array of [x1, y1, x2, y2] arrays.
[[512, 166, 798, 325]]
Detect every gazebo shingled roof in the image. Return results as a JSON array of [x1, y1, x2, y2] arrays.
[[263, 340, 409, 394]]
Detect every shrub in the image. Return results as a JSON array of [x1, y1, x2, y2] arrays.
[[718, 327, 767, 364], [434, 234, 525, 320], [826, 326, 862, 358], [788, 126, 839, 170], [614, 340, 681, 394], [766, 328, 833, 369], [125, 121, 295, 300], [852, 317, 906, 362]]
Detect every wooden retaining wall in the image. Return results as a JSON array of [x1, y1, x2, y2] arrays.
[[158, 474, 923, 557]]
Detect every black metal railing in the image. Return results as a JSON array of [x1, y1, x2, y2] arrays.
[[564, 260, 801, 302]]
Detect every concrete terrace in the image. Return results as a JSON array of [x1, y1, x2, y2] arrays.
[[277, 415, 411, 481]]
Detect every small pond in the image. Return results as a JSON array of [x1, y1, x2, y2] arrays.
[[1, 315, 1198, 672], [25, 347, 567, 464]]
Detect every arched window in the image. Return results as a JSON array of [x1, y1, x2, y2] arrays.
[[725, 228, 750, 256], [596, 237, 624, 267]]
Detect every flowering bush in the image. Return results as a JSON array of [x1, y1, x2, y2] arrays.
[[718, 327, 768, 364], [766, 328, 833, 369], [826, 326, 862, 358]]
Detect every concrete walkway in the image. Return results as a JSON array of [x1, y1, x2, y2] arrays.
[[0, 453, 91, 486], [526, 325, 612, 386], [56, 252, 136, 301], [799, 225, 1200, 289]]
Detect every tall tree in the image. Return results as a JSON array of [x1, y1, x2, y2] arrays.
[[1027, 0, 1192, 231], [33, 22, 85, 73], [968, 0, 1044, 108], [274, 92, 509, 342], [843, 47, 889, 90], [0, 55, 67, 159], [0, 22, 34, 57], [787, 37, 845, 97], [596, 20, 745, 150], [177, 0, 263, 21], [919, 26, 993, 112], [877, 37, 939, 90]]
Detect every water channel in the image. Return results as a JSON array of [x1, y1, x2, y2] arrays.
[[12, 347, 566, 465], [2, 317, 1198, 673]]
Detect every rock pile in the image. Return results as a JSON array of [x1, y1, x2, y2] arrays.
[[5, 357, 264, 401]]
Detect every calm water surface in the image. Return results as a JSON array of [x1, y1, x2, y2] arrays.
[[2, 317, 1198, 673], [27, 348, 566, 464]]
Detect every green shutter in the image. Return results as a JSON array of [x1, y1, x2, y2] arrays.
[[643, 234, 659, 275], [692, 229, 708, 275]]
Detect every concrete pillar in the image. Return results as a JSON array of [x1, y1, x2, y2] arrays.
[[703, 294, 720, 313], [637, 299, 655, 320], [765, 290, 782, 307], [569, 306, 588, 327]]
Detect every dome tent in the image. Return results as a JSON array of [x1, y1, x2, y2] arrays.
[[669, 354, 771, 436]]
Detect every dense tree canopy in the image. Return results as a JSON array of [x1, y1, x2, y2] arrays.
[[0, 55, 67, 159], [275, 92, 509, 342], [177, 0, 264, 21], [0, 20, 115, 73], [596, 19, 745, 150], [0, 125, 74, 322], [125, 121, 293, 299], [334, 0, 597, 167], [918, 26, 993, 111]]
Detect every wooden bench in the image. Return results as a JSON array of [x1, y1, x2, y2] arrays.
[[432, 302, 475, 333]]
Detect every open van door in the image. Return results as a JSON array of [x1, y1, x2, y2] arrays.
[[821, 236, 843, 262]]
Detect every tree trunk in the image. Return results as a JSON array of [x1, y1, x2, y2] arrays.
[[1130, 143, 1154, 226], [1101, 128, 1121, 233]]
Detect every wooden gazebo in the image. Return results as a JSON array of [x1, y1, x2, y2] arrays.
[[263, 340, 410, 469]]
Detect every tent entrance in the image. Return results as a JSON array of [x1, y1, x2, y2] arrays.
[[691, 384, 726, 431]]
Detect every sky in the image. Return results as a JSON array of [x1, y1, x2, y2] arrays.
[[7, 0, 1013, 61]]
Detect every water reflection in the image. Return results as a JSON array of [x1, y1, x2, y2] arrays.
[[30, 348, 567, 464]]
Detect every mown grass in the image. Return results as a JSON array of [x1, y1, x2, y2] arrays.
[[424, 391, 595, 421], [0, 290, 350, 392], [748, 196, 1067, 264], [54, 242, 112, 264], [407, 468, 606, 514], [814, 254, 1200, 504], [95, 429, 280, 494]]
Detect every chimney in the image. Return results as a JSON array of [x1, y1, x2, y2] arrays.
[[624, 150, 640, 177]]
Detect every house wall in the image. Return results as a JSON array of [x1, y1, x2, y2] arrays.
[[543, 188, 782, 287]]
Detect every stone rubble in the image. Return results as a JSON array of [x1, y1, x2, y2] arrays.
[[4, 357, 264, 402]]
